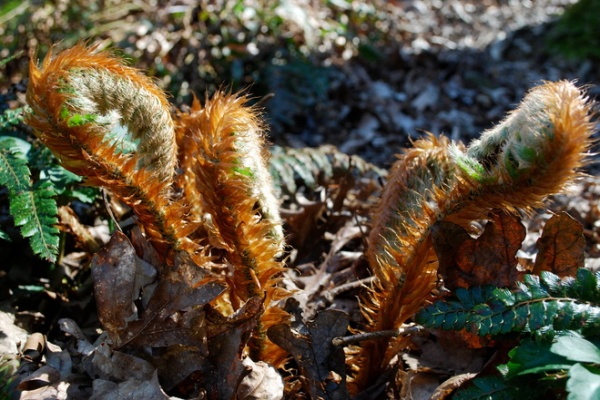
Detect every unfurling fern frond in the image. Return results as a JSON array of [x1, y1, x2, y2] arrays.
[[350, 81, 595, 393], [24, 44, 202, 260], [176, 93, 288, 363], [0, 137, 59, 261], [415, 269, 600, 336], [268, 144, 387, 197]]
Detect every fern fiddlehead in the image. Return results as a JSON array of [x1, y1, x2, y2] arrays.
[[176, 93, 288, 362], [24, 44, 199, 259], [351, 81, 595, 393]]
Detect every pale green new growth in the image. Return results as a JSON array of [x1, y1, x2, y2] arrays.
[[65, 69, 177, 181], [235, 126, 284, 250]]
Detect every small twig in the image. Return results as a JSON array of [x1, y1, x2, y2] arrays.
[[324, 276, 375, 301], [332, 324, 424, 347]]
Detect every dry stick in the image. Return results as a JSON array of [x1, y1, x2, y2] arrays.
[[324, 276, 375, 301], [332, 324, 424, 347], [101, 188, 122, 233]]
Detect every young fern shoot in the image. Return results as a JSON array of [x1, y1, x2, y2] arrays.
[[176, 93, 288, 362], [25, 43, 290, 366], [25, 44, 203, 261], [351, 81, 595, 393]]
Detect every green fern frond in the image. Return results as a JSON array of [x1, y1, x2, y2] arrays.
[[0, 137, 31, 193], [456, 331, 600, 399], [415, 269, 600, 336], [268, 144, 387, 196], [0, 138, 59, 262], [27, 144, 99, 203], [11, 180, 59, 261]]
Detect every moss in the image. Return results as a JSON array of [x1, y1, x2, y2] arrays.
[[546, 0, 600, 61]]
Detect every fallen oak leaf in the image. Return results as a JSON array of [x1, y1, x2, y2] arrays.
[[533, 212, 585, 277], [91, 232, 141, 345], [89, 344, 155, 382], [121, 251, 225, 348], [203, 296, 265, 400], [433, 211, 525, 290], [90, 370, 168, 400]]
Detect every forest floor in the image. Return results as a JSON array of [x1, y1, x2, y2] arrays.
[[1, 1, 600, 399]]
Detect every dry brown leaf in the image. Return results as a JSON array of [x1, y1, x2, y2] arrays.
[[268, 302, 349, 400], [91, 232, 140, 344], [90, 371, 168, 400], [17, 365, 60, 391], [533, 212, 585, 277], [90, 345, 155, 382], [430, 373, 478, 400], [433, 211, 525, 290], [122, 251, 225, 348], [92, 232, 225, 349], [153, 346, 208, 392], [202, 296, 265, 400]]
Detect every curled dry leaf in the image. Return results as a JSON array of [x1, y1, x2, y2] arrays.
[[17, 365, 60, 391], [533, 212, 585, 277], [237, 357, 284, 400], [432, 211, 525, 290], [22, 332, 46, 362]]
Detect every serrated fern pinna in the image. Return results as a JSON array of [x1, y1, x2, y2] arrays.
[[415, 268, 600, 336], [0, 104, 98, 262], [0, 120, 60, 262]]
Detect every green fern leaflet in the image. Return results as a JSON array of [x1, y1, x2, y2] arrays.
[[0, 138, 59, 262], [415, 269, 600, 336]]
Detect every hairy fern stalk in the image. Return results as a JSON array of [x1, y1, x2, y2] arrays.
[[351, 81, 595, 393], [25, 44, 287, 363]]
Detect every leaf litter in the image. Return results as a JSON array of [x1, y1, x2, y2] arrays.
[[4, 1, 600, 399]]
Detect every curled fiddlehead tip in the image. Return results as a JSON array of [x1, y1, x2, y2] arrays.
[[462, 80, 594, 205], [24, 43, 186, 254], [26, 43, 177, 183]]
